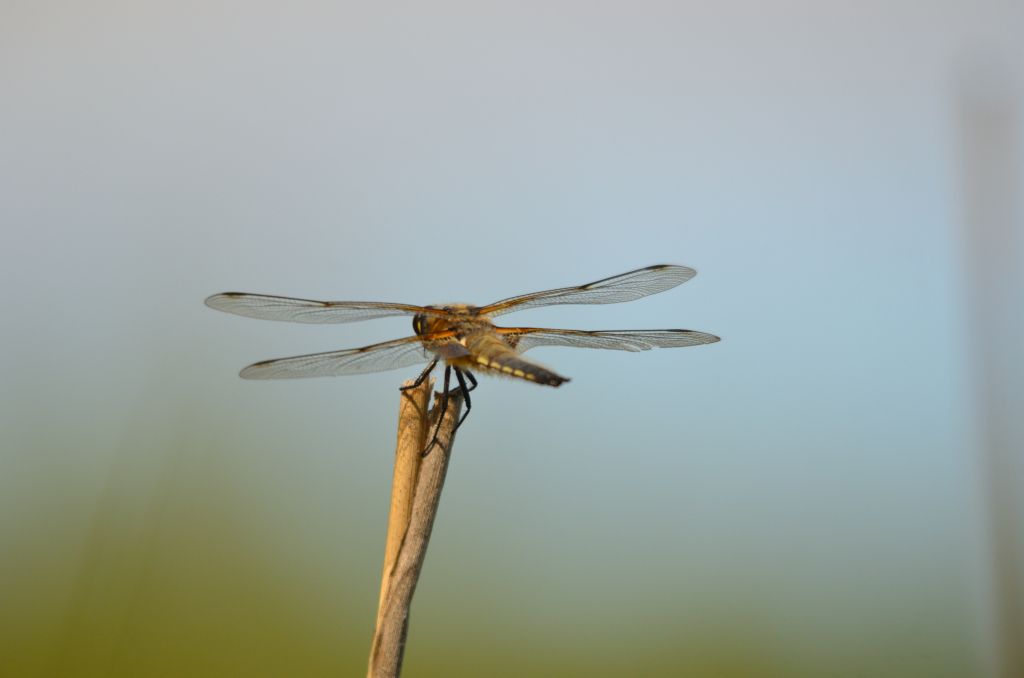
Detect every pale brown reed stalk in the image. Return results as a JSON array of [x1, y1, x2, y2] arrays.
[[367, 378, 464, 678]]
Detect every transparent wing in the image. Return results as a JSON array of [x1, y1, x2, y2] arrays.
[[239, 334, 457, 379], [206, 293, 442, 324], [498, 327, 720, 353], [479, 265, 697, 317]]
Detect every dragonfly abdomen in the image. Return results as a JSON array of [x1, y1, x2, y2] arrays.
[[452, 334, 568, 387], [469, 352, 568, 387]]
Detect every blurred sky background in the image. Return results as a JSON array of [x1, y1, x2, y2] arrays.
[[2, 2, 1022, 677]]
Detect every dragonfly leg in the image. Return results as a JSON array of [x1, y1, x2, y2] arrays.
[[423, 364, 451, 456], [401, 358, 438, 391], [454, 368, 473, 429], [462, 369, 478, 393]]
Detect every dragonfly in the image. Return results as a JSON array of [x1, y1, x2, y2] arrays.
[[206, 264, 719, 452]]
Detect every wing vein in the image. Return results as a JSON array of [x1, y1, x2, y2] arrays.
[[205, 293, 443, 324], [480, 264, 697, 317], [239, 335, 455, 379], [499, 328, 721, 353]]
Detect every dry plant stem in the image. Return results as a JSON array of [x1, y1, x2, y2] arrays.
[[374, 379, 431, 626], [368, 382, 464, 678]]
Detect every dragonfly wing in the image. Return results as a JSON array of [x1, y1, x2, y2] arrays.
[[479, 264, 696, 317], [239, 334, 454, 379], [498, 328, 720, 353], [206, 293, 438, 324]]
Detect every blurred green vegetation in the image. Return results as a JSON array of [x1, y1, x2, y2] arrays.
[[2, 425, 981, 678]]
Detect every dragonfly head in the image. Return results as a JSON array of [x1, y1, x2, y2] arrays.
[[412, 311, 430, 336], [413, 306, 450, 335], [413, 304, 480, 336]]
